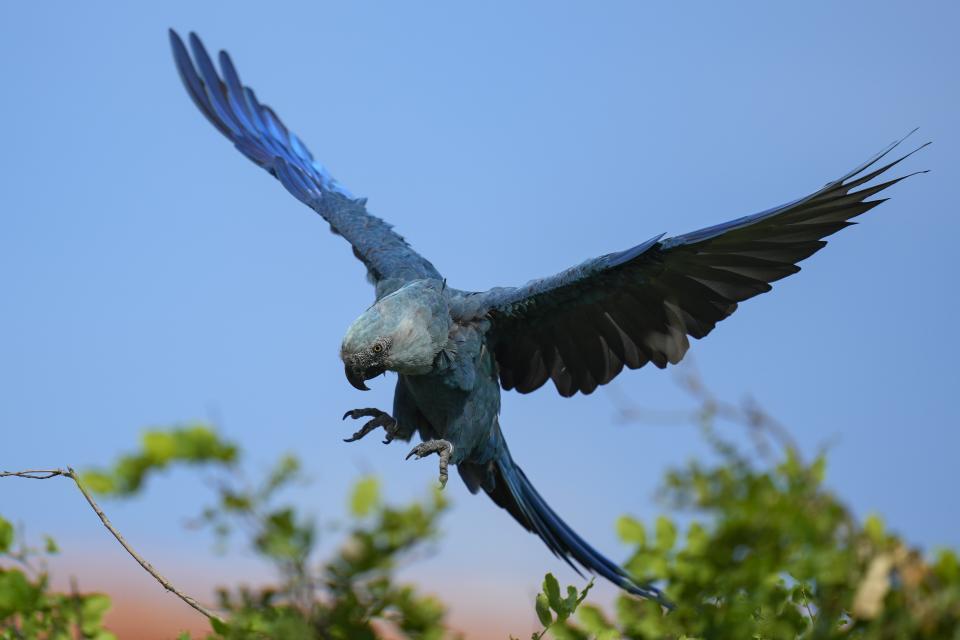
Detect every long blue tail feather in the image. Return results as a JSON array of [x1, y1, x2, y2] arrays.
[[478, 435, 674, 608]]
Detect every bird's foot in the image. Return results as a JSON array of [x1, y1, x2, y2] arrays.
[[405, 439, 454, 488], [342, 408, 398, 444]]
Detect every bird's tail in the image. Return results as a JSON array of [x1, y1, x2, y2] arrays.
[[459, 428, 672, 608]]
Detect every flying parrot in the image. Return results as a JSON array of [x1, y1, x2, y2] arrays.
[[169, 30, 926, 606]]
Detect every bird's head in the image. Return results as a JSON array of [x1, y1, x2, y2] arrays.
[[340, 280, 451, 390]]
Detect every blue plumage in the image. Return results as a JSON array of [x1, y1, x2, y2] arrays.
[[170, 30, 927, 608], [169, 30, 438, 299]]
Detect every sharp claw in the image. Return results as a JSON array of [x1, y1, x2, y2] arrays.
[[404, 440, 453, 489], [342, 408, 396, 444]]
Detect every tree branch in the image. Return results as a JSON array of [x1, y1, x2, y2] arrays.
[[609, 366, 803, 465], [0, 469, 67, 480], [1, 467, 222, 624]]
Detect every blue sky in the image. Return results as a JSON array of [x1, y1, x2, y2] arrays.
[[1, 1, 958, 636]]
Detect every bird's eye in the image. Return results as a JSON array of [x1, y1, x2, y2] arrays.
[[372, 343, 383, 353]]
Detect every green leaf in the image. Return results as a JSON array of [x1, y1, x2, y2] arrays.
[[143, 431, 177, 462], [578, 603, 615, 635], [933, 548, 960, 583], [80, 470, 116, 494], [83, 424, 238, 497], [576, 578, 594, 606], [43, 535, 59, 554], [167, 424, 238, 462], [81, 593, 112, 634], [685, 522, 708, 554], [0, 569, 39, 615], [543, 573, 563, 614], [616, 515, 646, 546], [655, 516, 677, 552], [210, 616, 230, 634], [535, 593, 553, 627], [864, 514, 885, 545], [264, 454, 301, 494], [349, 476, 381, 518], [809, 454, 827, 484], [557, 584, 580, 620], [255, 508, 313, 561], [0, 516, 13, 553]]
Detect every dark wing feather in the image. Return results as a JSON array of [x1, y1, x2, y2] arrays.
[[462, 134, 928, 397], [169, 30, 441, 295]]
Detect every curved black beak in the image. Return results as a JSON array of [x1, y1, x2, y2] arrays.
[[345, 364, 370, 391]]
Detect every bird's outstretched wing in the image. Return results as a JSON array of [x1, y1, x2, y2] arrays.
[[169, 30, 441, 296], [461, 133, 928, 397]]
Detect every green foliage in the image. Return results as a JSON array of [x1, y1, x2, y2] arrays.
[[0, 515, 116, 639], [81, 423, 237, 495], [0, 520, 12, 555], [3, 388, 959, 639], [515, 575, 594, 640], [198, 478, 451, 639], [200, 465, 451, 640], [350, 476, 382, 518], [546, 418, 960, 639], [2, 425, 453, 639], [312, 479, 450, 640]]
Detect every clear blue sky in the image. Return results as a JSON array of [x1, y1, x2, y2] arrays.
[[1, 1, 957, 635]]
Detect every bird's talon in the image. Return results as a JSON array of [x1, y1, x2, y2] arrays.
[[405, 439, 453, 488], [342, 408, 397, 443]]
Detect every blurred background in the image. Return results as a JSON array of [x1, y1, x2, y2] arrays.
[[1, 1, 957, 637]]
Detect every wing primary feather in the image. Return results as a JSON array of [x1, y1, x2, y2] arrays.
[[169, 30, 228, 136], [169, 30, 442, 292], [472, 133, 926, 397], [187, 33, 242, 137]]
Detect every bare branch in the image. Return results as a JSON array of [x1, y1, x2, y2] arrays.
[[0, 469, 68, 480], [609, 365, 803, 465], [1, 466, 223, 624]]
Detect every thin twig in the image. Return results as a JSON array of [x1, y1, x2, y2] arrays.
[[800, 585, 817, 624], [610, 367, 804, 465], [1, 467, 223, 624], [677, 369, 802, 461], [0, 469, 67, 480]]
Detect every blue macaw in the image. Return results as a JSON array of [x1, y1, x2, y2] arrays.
[[170, 30, 926, 605]]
